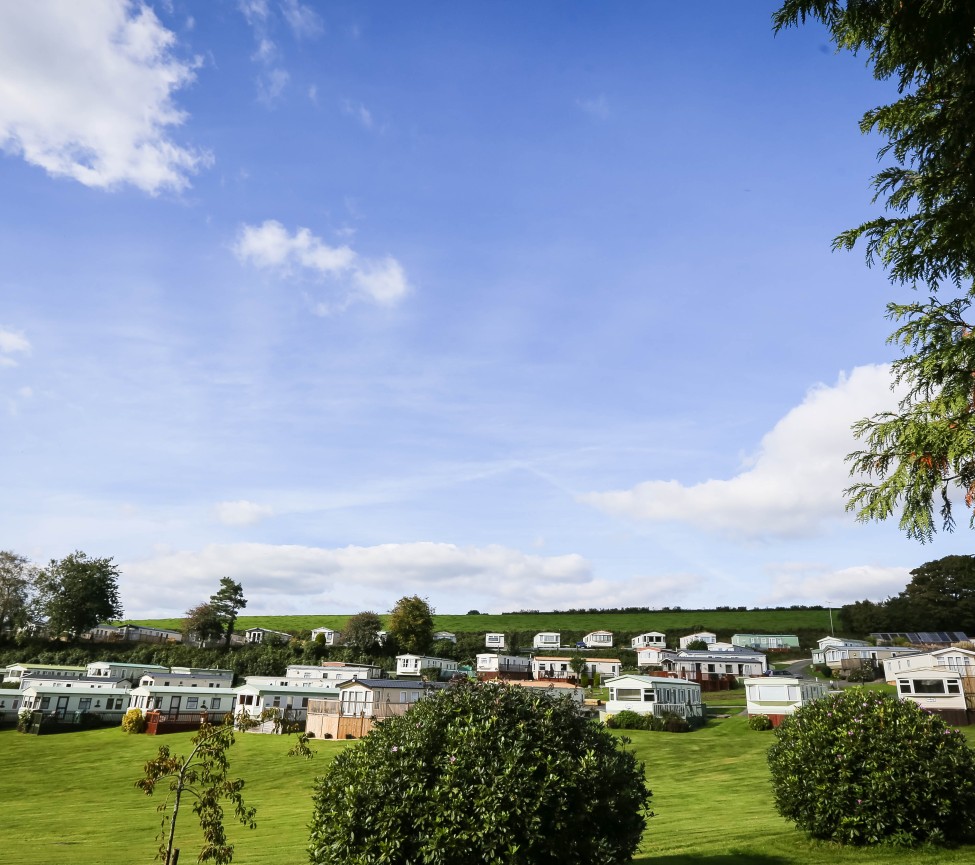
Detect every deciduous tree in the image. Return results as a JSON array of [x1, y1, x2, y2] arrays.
[[0, 550, 38, 635], [209, 578, 247, 648], [184, 602, 225, 645], [387, 595, 434, 655], [774, 2, 975, 539], [36, 551, 123, 639], [137, 715, 257, 865], [340, 610, 383, 654]]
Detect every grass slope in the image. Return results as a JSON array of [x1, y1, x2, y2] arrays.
[[1, 717, 972, 864], [133, 608, 835, 637]]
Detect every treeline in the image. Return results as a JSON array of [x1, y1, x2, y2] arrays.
[[0, 636, 402, 683], [839, 555, 975, 637], [501, 605, 827, 615]]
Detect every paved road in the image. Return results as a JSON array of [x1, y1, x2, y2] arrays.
[[784, 657, 850, 688]]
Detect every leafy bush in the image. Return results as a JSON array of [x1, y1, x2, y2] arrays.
[[121, 708, 146, 734], [605, 709, 647, 730], [767, 688, 975, 846], [748, 714, 773, 731], [17, 707, 32, 733], [309, 680, 652, 865]]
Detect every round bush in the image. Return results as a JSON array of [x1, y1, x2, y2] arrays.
[[308, 680, 652, 865], [767, 688, 975, 846], [748, 714, 773, 731]]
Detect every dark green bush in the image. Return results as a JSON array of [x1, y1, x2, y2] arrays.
[[767, 688, 975, 846], [309, 680, 652, 865], [748, 714, 773, 731], [605, 709, 647, 730]]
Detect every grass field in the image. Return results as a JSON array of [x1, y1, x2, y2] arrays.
[[133, 607, 837, 637], [2, 717, 973, 864]]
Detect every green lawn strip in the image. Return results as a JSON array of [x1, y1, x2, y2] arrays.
[[0, 727, 347, 865], [130, 608, 834, 637], [2, 719, 973, 864]]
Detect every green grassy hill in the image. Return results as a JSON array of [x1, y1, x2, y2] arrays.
[[133, 607, 837, 639]]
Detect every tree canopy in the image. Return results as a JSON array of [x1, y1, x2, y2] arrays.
[[387, 595, 434, 655], [184, 602, 225, 645], [0, 550, 38, 635], [37, 551, 123, 639], [839, 553, 975, 635], [209, 578, 247, 648], [774, 1, 975, 540], [340, 610, 383, 654], [308, 680, 652, 865]]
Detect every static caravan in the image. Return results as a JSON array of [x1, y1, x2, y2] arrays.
[[129, 685, 237, 719], [235, 682, 340, 722], [894, 667, 972, 726], [244, 627, 293, 644], [678, 631, 717, 649], [731, 634, 800, 651], [3, 664, 86, 686], [485, 632, 506, 649], [604, 674, 703, 722], [310, 627, 337, 645], [580, 631, 614, 649], [395, 654, 459, 678], [21, 684, 131, 721], [631, 632, 666, 649], [533, 632, 561, 650], [744, 676, 829, 725]]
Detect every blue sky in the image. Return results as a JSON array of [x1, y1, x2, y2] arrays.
[[1, 1, 970, 619]]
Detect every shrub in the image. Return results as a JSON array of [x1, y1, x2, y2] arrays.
[[16, 707, 32, 733], [748, 714, 773, 731], [767, 688, 975, 846], [309, 680, 652, 865], [606, 709, 648, 730], [121, 708, 146, 734], [660, 712, 690, 733]]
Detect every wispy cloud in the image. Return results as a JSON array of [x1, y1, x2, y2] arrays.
[[233, 219, 410, 311], [576, 94, 610, 120], [238, 0, 319, 105], [0, 0, 208, 194], [582, 365, 902, 539], [341, 99, 375, 130], [281, 0, 324, 40], [0, 327, 31, 367]]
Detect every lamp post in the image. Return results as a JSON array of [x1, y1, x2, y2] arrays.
[[827, 601, 834, 636]]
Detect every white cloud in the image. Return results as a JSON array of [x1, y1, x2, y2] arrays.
[[576, 94, 610, 120], [0, 0, 208, 194], [233, 220, 410, 310], [215, 500, 274, 526], [342, 99, 374, 130], [763, 561, 911, 606], [0, 327, 30, 366], [352, 257, 409, 305], [121, 541, 601, 615], [583, 364, 902, 539], [256, 67, 290, 106], [281, 0, 324, 39]]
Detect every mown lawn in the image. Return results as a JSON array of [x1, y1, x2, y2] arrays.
[[1, 719, 973, 865]]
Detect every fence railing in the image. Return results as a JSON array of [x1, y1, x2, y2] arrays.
[[307, 699, 416, 719]]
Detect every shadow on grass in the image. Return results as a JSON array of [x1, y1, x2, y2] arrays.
[[633, 854, 790, 865]]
